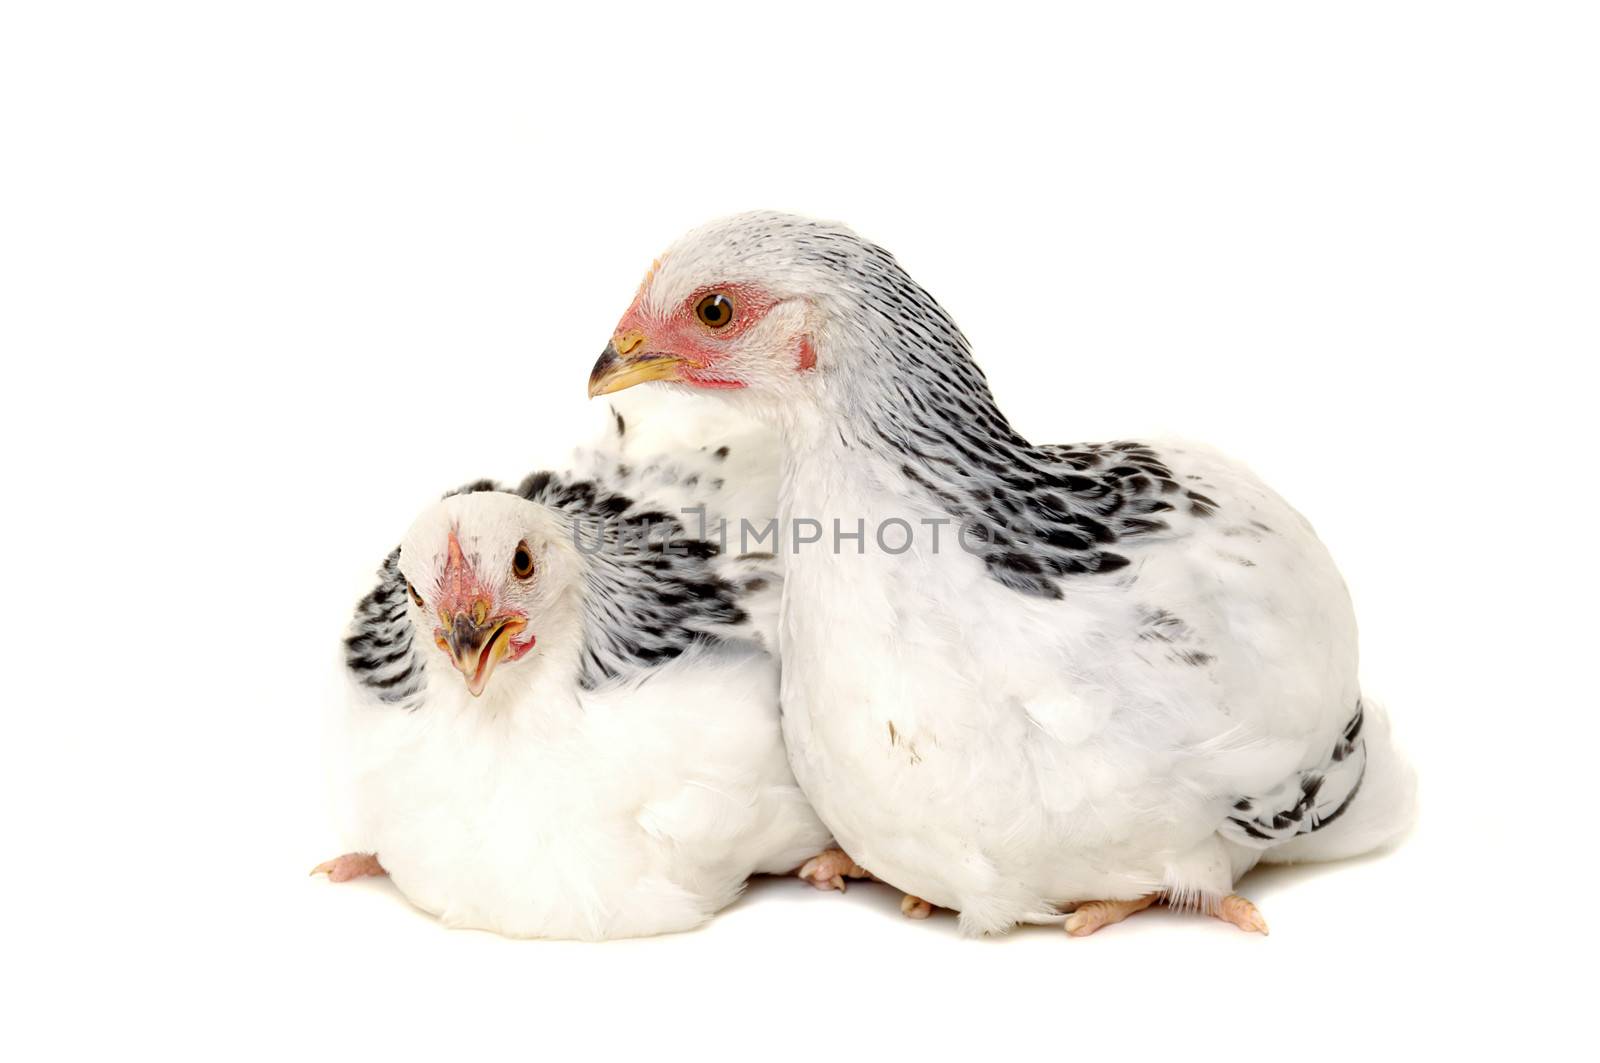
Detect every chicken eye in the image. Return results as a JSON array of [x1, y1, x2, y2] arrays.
[[407, 582, 424, 608], [512, 541, 535, 580], [694, 292, 735, 330]]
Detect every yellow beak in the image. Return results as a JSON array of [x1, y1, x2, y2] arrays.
[[588, 330, 685, 397], [436, 609, 527, 698]]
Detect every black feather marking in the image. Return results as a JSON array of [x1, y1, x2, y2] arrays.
[[347, 457, 776, 706], [666, 218, 1222, 602], [1220, 701, 1368, 849], [445, 479, 499, 498], [343, 548, 426, 708], [517, 467, 766, 689]]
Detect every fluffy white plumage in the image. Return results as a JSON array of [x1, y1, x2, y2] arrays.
[[591, 212, 1418, 935], [774, 436, 1412, 933], [325, 391, 831, 939]]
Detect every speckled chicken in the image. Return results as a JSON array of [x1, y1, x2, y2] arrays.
[[588, 212, 1417, 936], [315, 393, 833, 939]]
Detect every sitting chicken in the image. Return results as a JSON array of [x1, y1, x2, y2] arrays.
[[314, 394, 832, 939], [588, 213, 1417, 936]]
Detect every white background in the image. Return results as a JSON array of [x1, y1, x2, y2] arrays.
[[4, 2, 1595, 1059]]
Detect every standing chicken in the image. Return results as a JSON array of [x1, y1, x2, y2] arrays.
[[315, 393, 834, 939], [588, 213, 1416, 936]]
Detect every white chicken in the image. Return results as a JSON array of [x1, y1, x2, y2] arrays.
[[316, 393, 833, 939], [589, 212, 1417, 936]]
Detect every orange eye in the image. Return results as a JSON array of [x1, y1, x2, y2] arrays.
[[407, 582, 424, 607], [512, 541, 535, 580], [694, 292, 735, 329]]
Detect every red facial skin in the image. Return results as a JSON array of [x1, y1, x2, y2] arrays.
[[438, 529, 487, 616], [612, 281, 814, 383], [433, 528, 537, 663], [507, 633, 537, 662]]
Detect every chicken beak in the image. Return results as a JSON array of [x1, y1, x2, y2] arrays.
[[438, 612, 528, 697], [588, 330, 685, 397]]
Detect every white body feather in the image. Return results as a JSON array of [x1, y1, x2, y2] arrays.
[[777, 417, 1414, 934], [332, 644, 828, 939]]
